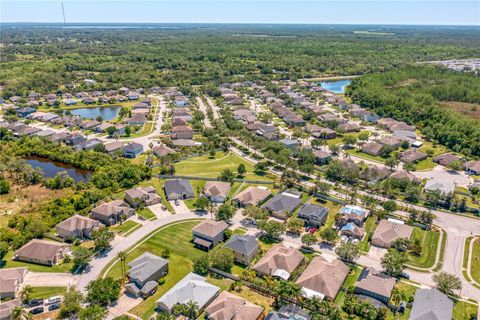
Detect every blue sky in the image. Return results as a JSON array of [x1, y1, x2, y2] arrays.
[[1, 1, 479, 25]]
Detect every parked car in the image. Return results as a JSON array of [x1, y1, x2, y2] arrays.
[[309, 227, 316, 234], [29, 307, 44, 315], [45, 296, 61, 305], [399, 272, 411, 280], [25, 299, 43, 308], [174, 200, 179, 206], [48, 303, 60, 311]]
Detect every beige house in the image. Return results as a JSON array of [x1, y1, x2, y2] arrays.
[[355, 268, 396, 304], [56, 214, 103, 239], [125, 186, 162, 207], [371, 219, 413, 248], [232, 186, 271, 207], [91, 200, 134, 226], [253, 244, 304, 280], [0, 267, 27, 299], [192, 220, 229, 251], [14, 239, 71, 266], [296, 256, 349, 301], [204, 181, 231, 203], [206, 291, 264, 320]]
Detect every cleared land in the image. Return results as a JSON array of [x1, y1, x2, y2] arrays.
[[439, 101, 480, 120]]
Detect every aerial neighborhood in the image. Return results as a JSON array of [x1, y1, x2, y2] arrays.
[[0, 21, 479, 320]]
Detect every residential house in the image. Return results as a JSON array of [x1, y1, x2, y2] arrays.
[[400, 149, 428, 163], [265, 304, 311, 320], [354, 268, 396, 304], [205, 291, 264, 320], [14, 239, 71, 266], [261, 192, 302, 220], [378, 136, 403, 149], [104, 141, 124, 154], [295, 256, 349, 301], [341, 223, 365, 240], [312, 127, 337, 140], [338, 205, 369, 227], [75, 138, 103, 151], [65, 133, 86, 146], [338, 123, 360, 133], [17, 107, 37, 118], [90, 200, 134, 226], [297, 203, 328, 228], [464, 160, 480, 175], [313, 150, 331, 165], [172, 125, 193, 140], [65, 98, 78, 106], [362, 142, 384, 157], [125, 252, 169, 298], [34, 129, 55, 138], [163, 179, 194, 200], [224, 234, 259, 265], [0, 268, 27, 299], [232, 186, 272, 207], [0, 299, 21, 320], [157, 272, 220, 313], [192, 219, 229, 251], [123, 142, 144, 158], [125, 186, 162, 207], [389, 171, 421, 183], [127, 93, 140, 100], [371, 219, 413, 248], [203, 181, 231, 203], [152, 145, 175, 158], [423, 178, 455, 195], [409, 289, 453, 320], [253, 244, 304, 280], [56, 215, 103, 239], [48, 132, 69, 143], [432, 153, 462, 167]]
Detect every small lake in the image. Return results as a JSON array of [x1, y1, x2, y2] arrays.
[[68, 106, 121, 121], [25, 156, 91, 183], [319, 79, 352, 94]]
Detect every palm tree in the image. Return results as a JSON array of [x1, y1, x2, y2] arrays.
[[275, 280, 302, 305], [207, 202, 217, 220], [117, 250, 128, 280], [185, 301, 199, 319], [10, 307, 25, 320], [20, 285, 33, 303]]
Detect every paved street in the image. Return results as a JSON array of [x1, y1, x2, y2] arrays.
[[196, 96, 212, 128]]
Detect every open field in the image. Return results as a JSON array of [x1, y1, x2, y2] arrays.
[[439, 101, 480, 120], [407, 228, 440, 269]]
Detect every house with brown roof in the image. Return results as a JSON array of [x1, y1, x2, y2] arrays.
[[253, 244, 304, 280], [192, 220, 229, 251], [378, 136, 403, 149], [14, 239, 71, 266], [311, 127, 337, 139], [232, 186, 271, 207], [354, 268, 396, 304], [0, 299, 21, 320], [389, 171, 421, 183], [203, 181, 231, 203], [104, 141, 125, 154], [152, 145, 175, 158], [313, 150, 331, 165], [432, 153, 462, 167], [337, 123, 360, 133], [91, 200, 134, 226], [0, 268, 27, 299], [337, 205, 369, 227], [206, 291, 264, 320], [399, 149, 428, 163], [464, 160, 480, 175], [56, 214, 103, 240], [341, 222, 365, 240], [371, 219, 413, 248], [172, 125, 193, 140], [125, 186, 162, 207], [296, 256, 349, 301], [362, 142, 384, 157]]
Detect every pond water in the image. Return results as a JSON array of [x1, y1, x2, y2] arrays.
[[68, 106, 121, 121], [319, 79, 352, 94], [25, 156, 91, 183]]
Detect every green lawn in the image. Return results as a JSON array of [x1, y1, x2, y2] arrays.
[[29, 286, 67, 299], [110, 220, 141, 236], [136, 208, 156, 220], [391, 281, 418, 320], [345, 148, 387, 164], [414, 158, 436, 171], [106, 220, 204, 319], [417, 142, 451, 157], [407, 228, 440, 269], [453, 300, 478, 320], [2, 251, 74, 273], [174, 151, 272, 181], [470, 238, 480, 284], [334, 267, 362, 305], [359, 216, 377, 252]]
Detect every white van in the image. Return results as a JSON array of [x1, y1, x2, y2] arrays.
[[45, 296, 61, 306]]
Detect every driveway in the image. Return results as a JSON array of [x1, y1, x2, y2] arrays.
[[412, 165, 472, 188], [169, 200, 190, 214], [148, 203, 170, 219], [23, 272, 77, 287], [108, 293, 142, 319]]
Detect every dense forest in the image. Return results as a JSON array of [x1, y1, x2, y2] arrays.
[[1, 24, 479, 95], [347, 66, 480, 157]]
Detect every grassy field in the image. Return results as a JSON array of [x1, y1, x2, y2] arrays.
[[470, 238, 480, 284], [453, 300, 479, 320], [110, 220, 141, 236], [29, 286, 67, 299], [439, 101, 480, 121], [107, 220, 204, 319], [174, 151, 272, 181], [359, 216, 377, 252], [2, 251, 73, 273], [407, 228, 440, 269]]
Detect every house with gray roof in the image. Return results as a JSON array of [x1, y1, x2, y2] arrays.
[[265, 304, 311, 320], [297, 203, 328, 228], [354, 268, 396, 305], [14, 239, 71, 266], [163, 179, 194, 200], [262, 192, 302, 220], [156, 272, 220, 313], [424, 178, 455, 195], [125, 252, 168, 298], [224, 234, 259, 265], [0, 268, 27, 299], [409, 289, 453, 320]]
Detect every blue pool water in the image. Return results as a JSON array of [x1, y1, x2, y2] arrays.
[[319, 79, 352, 94]]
